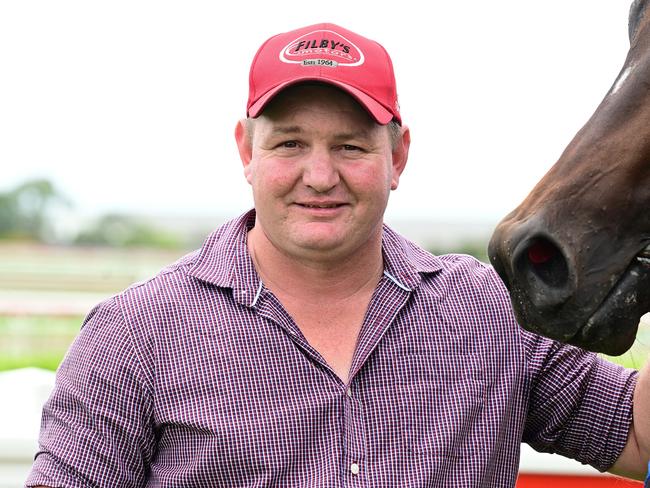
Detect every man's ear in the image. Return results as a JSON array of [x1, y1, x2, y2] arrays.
[[235, 119, 253, 184], [391, 125, 411, 190]]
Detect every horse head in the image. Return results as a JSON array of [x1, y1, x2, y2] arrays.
[[488, 0, 650, 355]]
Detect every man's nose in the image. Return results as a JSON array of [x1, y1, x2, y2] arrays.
[[302, 150, 340, 192]]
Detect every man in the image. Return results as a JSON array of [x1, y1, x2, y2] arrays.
[[26, 23, 650, 487]]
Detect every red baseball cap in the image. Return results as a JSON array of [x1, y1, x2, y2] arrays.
[[247, 23, 401, 125]]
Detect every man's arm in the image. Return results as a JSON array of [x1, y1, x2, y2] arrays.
[[26, 298, 153, 488], [610, 361, 650, 480]]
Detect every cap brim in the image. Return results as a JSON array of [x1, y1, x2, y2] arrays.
[[248, 78, 395, 125]]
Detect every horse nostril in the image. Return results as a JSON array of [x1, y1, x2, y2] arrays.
[[517, 237, 569, 290], [527, 239, 556, 265]]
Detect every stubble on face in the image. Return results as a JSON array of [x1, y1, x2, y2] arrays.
[[244, 84, 398, 267]]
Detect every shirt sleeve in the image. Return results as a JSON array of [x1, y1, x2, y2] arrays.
[[25, 297, 155, 488], [522, 330, 637, 472]]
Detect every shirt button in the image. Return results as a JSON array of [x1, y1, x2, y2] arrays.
[[346, 387, 352, 398], [350, 463, 360, 475]]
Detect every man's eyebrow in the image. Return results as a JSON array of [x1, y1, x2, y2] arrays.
[[269, 126, 375, 140], [332, 130, 374, 141], [270, 126, 303, 135]]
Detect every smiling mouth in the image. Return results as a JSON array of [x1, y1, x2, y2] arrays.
[[297, 203, 346, 208]]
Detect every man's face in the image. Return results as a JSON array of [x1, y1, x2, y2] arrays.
[[236, 84, 409, 263]]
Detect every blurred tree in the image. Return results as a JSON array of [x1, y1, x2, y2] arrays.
[[75, 213, 182, 249], [0, 179, 70, 241], [0, 179, 185, 248]]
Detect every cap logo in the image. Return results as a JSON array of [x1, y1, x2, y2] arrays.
[[279, 29, 365, 67]]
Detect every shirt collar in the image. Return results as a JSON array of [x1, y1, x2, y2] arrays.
[[188, 209, 261, 307], [380, 223, 443, 291], [188, 210, 444, 305]]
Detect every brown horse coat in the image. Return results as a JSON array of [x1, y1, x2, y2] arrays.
[[489, 0, 650, 354]]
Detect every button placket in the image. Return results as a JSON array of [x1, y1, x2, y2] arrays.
[[342, 380, 366, 482]]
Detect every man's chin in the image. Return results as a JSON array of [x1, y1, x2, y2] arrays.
[[291, 235, 347, 254]]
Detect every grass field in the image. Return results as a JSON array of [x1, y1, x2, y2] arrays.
[[0, 242, 187, 371], [0, 241, 186, 292], [1, 242, 650, 373], [0, 315, 81, 371], [2, 315, 648, 372]]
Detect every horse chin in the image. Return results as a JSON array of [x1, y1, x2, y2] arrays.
[[572, 257, 650, 355], [519, 257, 650, 356]]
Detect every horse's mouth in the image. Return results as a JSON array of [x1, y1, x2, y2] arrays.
[[569, 247, 650, 355], [514, 245, 650, 355]]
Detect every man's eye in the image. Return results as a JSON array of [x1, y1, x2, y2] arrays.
[[279, 141, 299, 148], [343, 144, 363, 152]]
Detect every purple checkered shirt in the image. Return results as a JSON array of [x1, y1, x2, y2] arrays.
[[27, 210, 636, 487]]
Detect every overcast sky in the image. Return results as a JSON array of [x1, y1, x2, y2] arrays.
[[0, 1, 632, 227]]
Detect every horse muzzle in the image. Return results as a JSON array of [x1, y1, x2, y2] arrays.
[[489, 220, 650, 355]]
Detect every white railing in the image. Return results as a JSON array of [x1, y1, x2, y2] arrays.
[[0, 368, 54, 488]]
